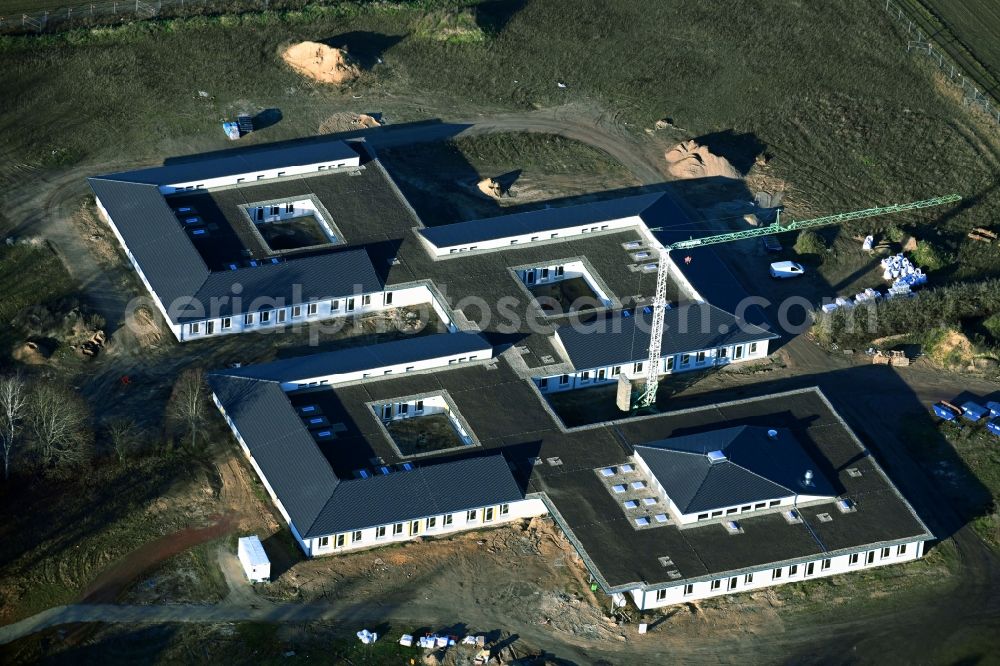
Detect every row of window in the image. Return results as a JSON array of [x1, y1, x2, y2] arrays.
[[189, 293, 393, 335], [446, 224, 616, 254], [655, 544, 912, 601], [316, 505, 512, 550], [696, 499, 781, 521], [539, 343, 760, 389]]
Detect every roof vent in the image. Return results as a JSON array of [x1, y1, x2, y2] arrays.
[[836, 498, 856, 513], [724, 520, 743, 535], [802, 469, 814, 487], [783, 510, 803, 524], [817, 512, 833, 523], [767, 429, 778, 439], [707, 450, 726, 464]]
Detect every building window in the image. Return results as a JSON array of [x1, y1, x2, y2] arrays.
[[789, 564, 798, 575], [393, 523, 403, 536], [821, 558, 831, 571], [500, 504, 510, 516], [750, 342, 758, 354], [352, 530, 362, 543], [308, 302, 318, 316], [805, 562, 815, 576], [385, 292, 393, 305], [734, 345, 744, 359], [683, 584, 694, 596], [206, 320, 215, 335], [754, 502, 766, 509], [292, 305, 302, 318], [710, 580, 721, 590], [726, 507, 738, 515], [260, 310, 271, 324], [539, 378, 548, 389], [696, 351, 706, 363], [728, 577, 738, 591], [744, 573, 753, 584], [711, 510, 723, 518], [331, 299, 340, 311], [466, 509, 478, 523], [319, 536, 330, 548], [849, 553, 859, 565], [898, 544, 907, 556], [769, 500, 780, 507], [634, 362, 644, 373], [881, 547, 891, 559], [376, 526, 386, 539], [666, 357, 674, 370], [410, 520, 421, 536], [718, 347, 728, 358], [612, 366, 621, 376], [772, 568, 782, 580], [277, 309, 287, 323], [346, 298, 355, 312], [484, 507, 495, 522], [221, 317, 232, 330], [336, 534, 345, 548], [560, 374, 570, 386], [363, 294, 372, 306], [697, 513, 709, 520], [866, 551, 875, 564], [444, 514, 454, 526], [245, 313, 254, 326], [427, 516, 437, 529], [656, 589, 667, 601], [190, 322, 201, 334], [680, 354, 690, 366], [415, 400, 424, 413], [581, 371, 590, 382]]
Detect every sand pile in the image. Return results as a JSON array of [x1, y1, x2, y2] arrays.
[[281, 42, 360, 85], [477, 177, 503, 199], [665, 140, 740, 179]]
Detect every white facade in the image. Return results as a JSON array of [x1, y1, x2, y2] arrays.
[[178, 284, 455, 342], [427, 215, 642, 257], [306, 498, 548, 557], [158, 155, 360, 194], [288, 347, 491, 392], [538, 337, 771, 393], [628, 539, 927, 609]]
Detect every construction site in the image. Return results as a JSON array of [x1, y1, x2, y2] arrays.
[[2, 1, 1000, 664]]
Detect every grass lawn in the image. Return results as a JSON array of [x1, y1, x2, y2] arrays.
[[0, 242, 77, 358]]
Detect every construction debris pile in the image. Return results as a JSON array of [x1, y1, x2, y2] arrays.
[[881, 253, 927, 296], [281, 42, 361, 85], [665, 140, 740, 180]]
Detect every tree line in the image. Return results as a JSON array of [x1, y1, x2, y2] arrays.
[[0, 368, 209, 481]]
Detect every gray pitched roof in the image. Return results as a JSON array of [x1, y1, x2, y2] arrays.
[[185, 248, 382, 323], [209, 376, 340, 531], [88, 178, 210, 305], [100, 139, 358, 186], [90, 157, 383, 326], [554, 303, 777, 370], [213, 332, 492, 384], [419, 192, 668, 248], [308, 455, 522, 536], [634, 426, 836, 514]]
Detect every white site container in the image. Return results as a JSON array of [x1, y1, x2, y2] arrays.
[[238, 535, 271, 583]]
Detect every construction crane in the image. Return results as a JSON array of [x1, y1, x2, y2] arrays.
[[635, 193, 962, 409]]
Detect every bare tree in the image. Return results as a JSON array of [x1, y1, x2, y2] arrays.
[[28, 383, 93, 468], [106, 417, 140, 465], [0, 374, 29, 480], [167, 368, 208, 451]]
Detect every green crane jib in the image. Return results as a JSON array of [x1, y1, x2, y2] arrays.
[[635, 193, 962, 409]]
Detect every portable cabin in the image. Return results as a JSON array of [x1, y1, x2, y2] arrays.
[[987, 418, 1000, 438], [237, 535, 270, 583]]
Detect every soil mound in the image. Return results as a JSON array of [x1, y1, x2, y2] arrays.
[[477, 177, 503, 199], [665, 139, 740, 179], [282, 42, 360, 85]]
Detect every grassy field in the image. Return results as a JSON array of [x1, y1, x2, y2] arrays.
[[0, 243, 77, 360], [0, 0, 997, 278]]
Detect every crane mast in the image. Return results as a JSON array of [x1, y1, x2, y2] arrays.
[[635, 194, 961, 409]]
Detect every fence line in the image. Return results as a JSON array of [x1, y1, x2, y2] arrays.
[[884, 0, 1000, 125]]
